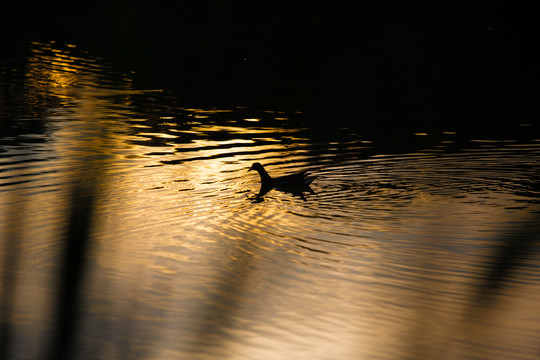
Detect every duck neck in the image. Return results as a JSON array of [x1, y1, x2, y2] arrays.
[[256, 168, 272, 183]]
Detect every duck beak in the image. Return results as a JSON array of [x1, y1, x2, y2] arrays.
[[248, 165, 254, 171]]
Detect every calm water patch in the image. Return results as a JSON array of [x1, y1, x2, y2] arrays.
[[1, 41, 540, 360]]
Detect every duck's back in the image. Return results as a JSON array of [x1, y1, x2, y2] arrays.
[[274, 170, 315, 187]]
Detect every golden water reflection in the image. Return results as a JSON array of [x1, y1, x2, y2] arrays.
[[1, 41, 540, 360], [88, 128, 540, 360]]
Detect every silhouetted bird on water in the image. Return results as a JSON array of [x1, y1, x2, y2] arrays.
[[248, 162, 316, 201], [249, 162, 316, 187]]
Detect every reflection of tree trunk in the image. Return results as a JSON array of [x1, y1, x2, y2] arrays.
[[185, 232, 260, 358], [46, 178, 99, 360], [0, 192, 24, 360], [472, 212, 540, 308], [459, 212, 540, 359]]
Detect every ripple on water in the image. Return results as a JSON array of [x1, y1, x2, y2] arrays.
[[2, 41, 540, 360]]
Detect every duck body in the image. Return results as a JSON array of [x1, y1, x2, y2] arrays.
[[249, 162, 316, 188]]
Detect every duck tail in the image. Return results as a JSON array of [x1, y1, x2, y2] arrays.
[[304, 176, 316, 186]]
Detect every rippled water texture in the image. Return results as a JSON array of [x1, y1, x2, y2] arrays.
[[1, 42, 540, 360]]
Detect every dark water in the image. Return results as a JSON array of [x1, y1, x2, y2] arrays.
[[1, 41, 540, 360]]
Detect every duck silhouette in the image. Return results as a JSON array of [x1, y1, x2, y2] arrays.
[[248, 162, 316, 201]]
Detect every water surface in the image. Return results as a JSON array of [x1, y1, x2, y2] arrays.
[[1, 41, 540, 360]]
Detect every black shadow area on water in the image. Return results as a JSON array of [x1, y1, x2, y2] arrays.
[[2, 0, 538, 130]]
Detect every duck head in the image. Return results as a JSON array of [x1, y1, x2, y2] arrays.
[[248, 162, 272, 183], [248, 162, 264, 172]]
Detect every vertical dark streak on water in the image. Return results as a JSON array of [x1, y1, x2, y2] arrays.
[[187, 233, 259, 357], [454, 211, 540, 359], [473, 212, 540, 307], [45, 178, 97, 360], [0, 193, 24, 360]]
